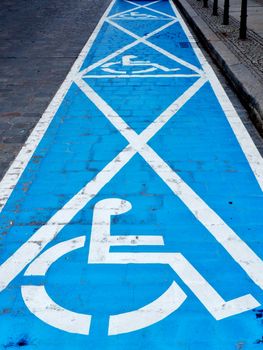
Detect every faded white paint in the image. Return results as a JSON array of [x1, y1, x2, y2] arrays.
[[77, 79, 263, 291], [22, 285, 91, 335], [0, 74, 206, 292], [21, 198, 259, 336]]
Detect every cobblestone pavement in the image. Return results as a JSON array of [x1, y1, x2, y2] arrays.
[[0, 0, 111, 180], [183, 0, 263, 83]]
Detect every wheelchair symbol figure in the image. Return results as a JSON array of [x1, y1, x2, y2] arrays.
[[117, 11, 158, 20], [101, 55, 181, 75], [21, 198, 259, 336]]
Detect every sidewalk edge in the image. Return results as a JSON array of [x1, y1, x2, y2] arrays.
[[173, 0, 263, 135]]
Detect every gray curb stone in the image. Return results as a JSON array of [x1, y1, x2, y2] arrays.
[[174, 0, 263, 135]]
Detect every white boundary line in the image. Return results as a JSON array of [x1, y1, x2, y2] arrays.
[[0, 0, 116, 211], [168, 0, 263, 190]]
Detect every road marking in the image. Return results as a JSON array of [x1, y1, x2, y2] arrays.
[[0, 76, 205, 292], [0, 0, 116, 211], [85, 18, 202, 76], [0, 0, 262, 340], [109, 0, 167, 20], [108, 282, 187, 335], [168, 0, 263, 189], [89, 199, 259, 322], [22, 285, 91, 335], [111, 9, 173, 21], [21, 199, 259, 335], [100, 54, 181, 74], [79, 19, 190, 78], [77, 78, 263, 290], [85, 74, 200, 78]]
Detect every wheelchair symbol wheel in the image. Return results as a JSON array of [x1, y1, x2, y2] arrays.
[[21, 235, 186, 336], [21, 198, 260, 336]]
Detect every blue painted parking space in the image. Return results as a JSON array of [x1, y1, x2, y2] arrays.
[[0, 0, 262, 348]]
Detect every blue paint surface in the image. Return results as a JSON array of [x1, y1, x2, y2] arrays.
[[0, 1, 262, 349]]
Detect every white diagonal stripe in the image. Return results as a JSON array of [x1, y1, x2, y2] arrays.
[[77, 79, 263, 291], [110, 0, 176, 20], [0, 76, 204, 292], [109, 0, 162, 19], [106, 18, 203, 75], [79, 19, 180, 78], [0, 0, 117, 211], [168, 0, 263, 188], [139, 3, 177, 19]]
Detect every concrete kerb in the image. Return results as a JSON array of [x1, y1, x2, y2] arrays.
[[173, 0, 263, 135]]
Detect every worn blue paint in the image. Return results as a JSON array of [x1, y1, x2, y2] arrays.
[[0, 0, 262, 349]]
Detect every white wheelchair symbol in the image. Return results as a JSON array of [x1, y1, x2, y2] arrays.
[[21, 198, 259, 336], [117, 11, 158, 20], [101, 55, 180, 74]]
